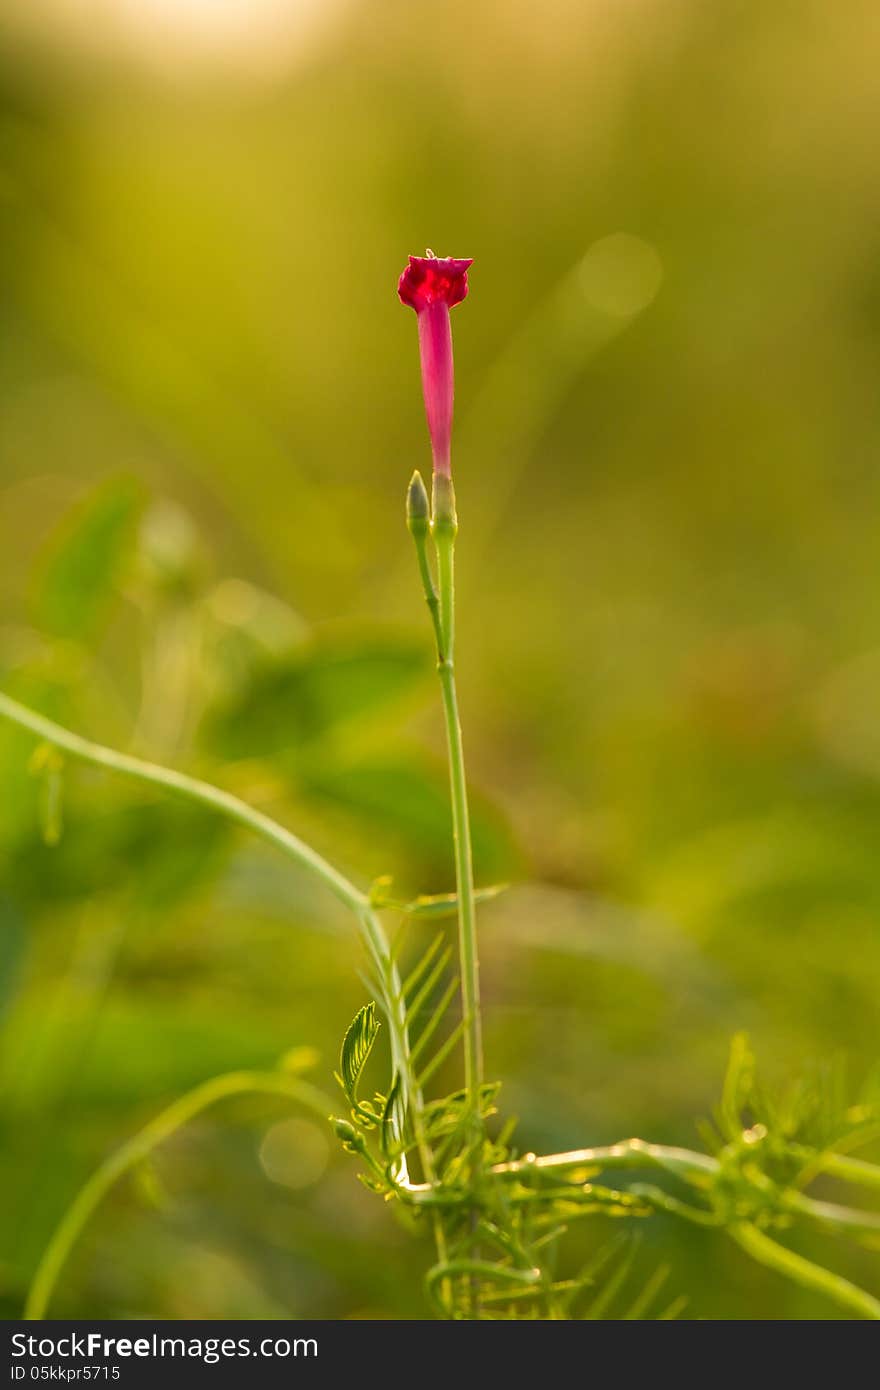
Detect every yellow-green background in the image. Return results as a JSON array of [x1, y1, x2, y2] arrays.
[[1, 0, 878, 1318]]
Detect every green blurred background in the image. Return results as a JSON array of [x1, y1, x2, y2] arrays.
[[1, 0, 879, 1319]]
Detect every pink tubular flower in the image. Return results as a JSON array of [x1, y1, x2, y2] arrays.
[[398, 253, 473, 477]]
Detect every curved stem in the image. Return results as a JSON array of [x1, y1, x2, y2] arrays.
[[426, 1259, 539, 1318], [0, 692, 447, 1288], [790, 1143, 880, 1193], [782, 1189, 880, 1241], [490, 1139, 880, 1240], [491, 1139, 718, 1184], [0, 692, 364, 914], [0, 693, 435, 1189], [24, 1070, 333, 1320], [818, 1151, 880, 1191], [730, 1222, 880, 1320]]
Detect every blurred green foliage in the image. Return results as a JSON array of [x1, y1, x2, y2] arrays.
[[0, 0, 879, 1318]]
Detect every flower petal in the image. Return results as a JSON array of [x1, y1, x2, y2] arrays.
[[398, 255, 473, 313]]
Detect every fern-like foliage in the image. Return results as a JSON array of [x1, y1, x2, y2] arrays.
[[332, 1019, 880, 1319]]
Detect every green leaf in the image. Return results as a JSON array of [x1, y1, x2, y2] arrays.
[[404, 946, 453, 1027], [34, 478, 142, 639], [657, 1295, 689, 1320], [203, 635, 430, 757], [421, 1082, 501, 1149], [401, 932, 446, 998], [720, 1032, 755, 1142], [371, 881, 508, 919], [416, 1019, 465, 1091], [582, 1239, 636, 1320], [622, 1264, 671, 1320], [302, 756, 519, 880], [409, 977, 460, 1066], [6, 798, 231, 911], [337, 1001, 380, 1103]]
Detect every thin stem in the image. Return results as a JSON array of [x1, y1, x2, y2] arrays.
[[0, 693, 415, 1060], [729, 1222, 880, 1320], [425, 1259, 539, 1317], [491, 1139, 718, 1184], [789, 1143, 880, 1193], [360, 905, 439, 1183], [0, 692, 364, 914], [0, 691, 453, 1303], [818, 1151, 880, 1191], [491, 1140, 880, 1240], [0, 692, 437, 1206], [435, 526, 455, 661], [410, 522, 445, 659], [25, 1070, 332, 1320], [782, 1189, 880, 1241], [433, 527, 483, 1115]]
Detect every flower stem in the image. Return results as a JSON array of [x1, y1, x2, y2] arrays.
[[431, 482, 483, 1119], [410, 524, 444, 657]]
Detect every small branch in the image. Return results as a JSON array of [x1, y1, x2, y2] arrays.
[[782, 1189, 880, 1242], [491, 1138, 718, 1184], [790, 1143, 880, 1194], [393, 1138, 718, 1205]]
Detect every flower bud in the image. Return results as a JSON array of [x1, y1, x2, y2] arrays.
[[331, 1117, 360, 1145], [406, 470, 430, 541]]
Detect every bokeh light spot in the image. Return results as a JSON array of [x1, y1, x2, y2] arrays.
[[259, 1118, 330, 1191], [578, 233, 664, 317]]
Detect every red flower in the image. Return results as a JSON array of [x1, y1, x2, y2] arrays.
[[398, 254, 473, 477], [398, 255, 473, 313]]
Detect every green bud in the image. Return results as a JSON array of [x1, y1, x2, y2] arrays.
[[431, 472, 457, 537], [331, 1117, 359, 1144], [406, 470, 430, 539]]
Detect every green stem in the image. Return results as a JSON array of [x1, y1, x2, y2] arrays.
[[0, 692, 363, 915], [729, 1222, 880, 1320], [0, 692, 435, 1196], [790, 1143, 880, 1192], [360, 904, 439, 1191], [433, 522, 483, 1116], [24, 1070, 332, 1320], [491, 1138, 718, 1184], [491, 1140, 880, 1240], [0, 692, 404, 1021], [782, 1189, 880, 1241], [817, 1151, 880, 1191], [409, 522, 445, 659]]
